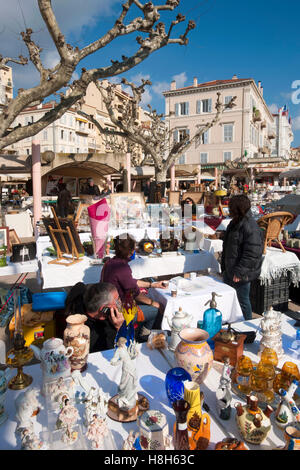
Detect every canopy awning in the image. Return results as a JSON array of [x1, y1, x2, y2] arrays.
[[279, 168, 300, 179], [76, 117, 88, 123]]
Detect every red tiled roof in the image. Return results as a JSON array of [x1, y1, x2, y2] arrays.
[[165, 78, 253, 93]]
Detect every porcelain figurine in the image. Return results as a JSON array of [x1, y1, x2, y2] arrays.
[[30, 338, 73, 393], [259, 307, 283, 358], [56, 397, 79, 445], [235, 395, 273, 445], [86, 414, 109, 449], [84, 386, 110, 426], [15, 387, 40, 431], [275, 380, 300, 429], [20, 428, 46, 450], [110, 337, 139, 411], [216, 358, 232, 420], [122, 430, 139, 450], [0, 368, 13, 425], [45, 376, 75, 409], [168, 307, 193, 352]]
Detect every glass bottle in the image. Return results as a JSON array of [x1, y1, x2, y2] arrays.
[[202, 292, 222, 350], [172, 399, 190, 450], [235, 355, 253, 394], [274, 361, 300, 395]]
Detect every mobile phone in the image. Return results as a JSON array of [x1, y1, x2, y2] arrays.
[[101, 307, 111, 318]]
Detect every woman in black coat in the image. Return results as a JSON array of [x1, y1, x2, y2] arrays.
[[221, 195, 264, 320]]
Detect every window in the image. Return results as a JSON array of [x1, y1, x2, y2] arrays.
[[224, 96, 233, 111], [43, 130, 48, 141], [224, 124, 233, 143], [173, 128, 190, 143], [196, 99, 212, 114], [200, 153, 208, 164], [61, 129, 64, 140], [178, 154, 186, 164], [224, 151, 232, 162], [175, 102, 189, 116]]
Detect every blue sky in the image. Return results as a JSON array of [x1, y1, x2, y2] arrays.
[[2, 0, 300, 145]]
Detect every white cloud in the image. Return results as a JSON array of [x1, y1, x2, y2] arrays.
[[268, 103, 278, 114], [173, 72, 187, 89], [152, 81, 169, 96], [130, 73, 151, 85], [292, 116, 300, 131], [140, 88, 152, 107]]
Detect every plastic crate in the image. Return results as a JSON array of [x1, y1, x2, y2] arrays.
[[250, 274, 291, 315], [289, 284, 300, 304], [32, 292, 67, 312]]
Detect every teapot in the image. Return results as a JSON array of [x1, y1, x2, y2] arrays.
[[168, 308, 193, 352], [30, 338, 73, 385]]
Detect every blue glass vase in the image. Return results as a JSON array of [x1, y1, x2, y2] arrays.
[[202, 307, 222, 349], [165, 367, 192, 406]]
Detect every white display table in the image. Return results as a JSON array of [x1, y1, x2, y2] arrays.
[[0, 316, 298, 450], [150, 275, 244, 329]]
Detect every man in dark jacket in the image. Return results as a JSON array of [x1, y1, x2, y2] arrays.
[[221, 195, 263, 320]]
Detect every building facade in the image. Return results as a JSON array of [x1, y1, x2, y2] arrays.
[[163, 76, 277, 169], [0, 65, 13, 110]]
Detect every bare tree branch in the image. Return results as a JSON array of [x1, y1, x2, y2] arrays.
[[0, 0, 195, 150]]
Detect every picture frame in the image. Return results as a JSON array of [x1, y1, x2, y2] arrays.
[[0, 226, 10, 252], [9, 229, 21, 246], [43, 217, 84, 256], [110, 192, 147, 225]]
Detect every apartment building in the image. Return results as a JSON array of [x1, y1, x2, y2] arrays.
[[163, 75, 276, 169], [0, 65, 13, 109], [271, 106, 294, 160]]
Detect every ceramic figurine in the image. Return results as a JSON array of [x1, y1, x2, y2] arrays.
[[235, 395, 273, 445], [138, 410, 173, 450], [86, 414, 109, 449], [15, 387, 40, 431], [167, 307, 193, 352], [46, 376, 74, 409], [275, 380, 300, 429], [0, 368, 12, 425], [216, 358, 232, 420], [30, 338, 73, 393], [215, 438, 248, 450], [20, 427, 46, 450], [259, 307, 283, 358], [122, 430, 139, 450], [56, 397, 79, 445], [84, 386, 110, 426], [110, 337, 139, 411]]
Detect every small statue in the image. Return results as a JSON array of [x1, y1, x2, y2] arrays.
[[84, 386, 109, 426], [86, 414, 109, 449], [15, 387, 40, 431], [216, 358, 232, 420], [275, 380, 300, 429], [122, 430, 139, 450], [47, 377, 74, 408], [56, 397, 79, 445], [20, 427, 46, 450], [110, 337, 139, 411]]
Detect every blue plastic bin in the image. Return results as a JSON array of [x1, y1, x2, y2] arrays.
[[32, 292, 67, 312]]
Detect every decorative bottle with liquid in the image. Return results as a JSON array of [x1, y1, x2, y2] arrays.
[[201, 292, 222, 349]]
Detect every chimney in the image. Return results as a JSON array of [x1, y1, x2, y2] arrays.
[[193, 77, 198, 87], [171, 80, 177, 91], [258, 81, 263, 96], [232, 74, 238, 80]]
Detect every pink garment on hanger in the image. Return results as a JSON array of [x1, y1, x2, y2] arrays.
[[87, 198, 111, 258]]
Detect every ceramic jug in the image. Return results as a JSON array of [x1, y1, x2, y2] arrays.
[[235, 395, 273, 445], [168, 308, 193, 352], [30, 338, 73, 386]]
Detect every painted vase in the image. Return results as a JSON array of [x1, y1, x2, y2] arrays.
[[64, 314, 90, 372], [138, 410, 173, 450], [283, 425, 300, 450], [235, 395, 273, 445], [165, 368, 192, 406], [183, 380, 210, 450], [174, 328, 213, 385]]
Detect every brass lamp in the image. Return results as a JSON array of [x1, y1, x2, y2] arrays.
[[6, 288, 33, 390]]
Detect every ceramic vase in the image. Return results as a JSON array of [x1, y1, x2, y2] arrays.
[[64, 314, 90, 372], [165, 368, 192, 406], [172, 399, 190, 450], [175, 328, 213, 385], [283, 425, 300, 450], [183, 381, 202, 429], [138, 410, 173, 450], [235, 395, 273, 445]]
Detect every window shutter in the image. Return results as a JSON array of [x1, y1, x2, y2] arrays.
[[196, 100, 201, 114], [208, 99, 212, 113], [185, 102, 189, 115], [175, 103, 179, 116]]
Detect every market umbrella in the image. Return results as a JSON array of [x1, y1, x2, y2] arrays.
[[271, 195, 300, 215]]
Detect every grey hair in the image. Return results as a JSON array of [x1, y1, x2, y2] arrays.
[[83, 282, 117, 313]]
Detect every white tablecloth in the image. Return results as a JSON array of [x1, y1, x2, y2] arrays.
[[260, 247, 300, 286], [1, 316, 297, 450], [150, 275, 243, 330], [0, 258, 39, 277], [40, 251, 221, 289]]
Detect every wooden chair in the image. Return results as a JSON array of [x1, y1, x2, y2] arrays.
[[257, 211, 294, 254]]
